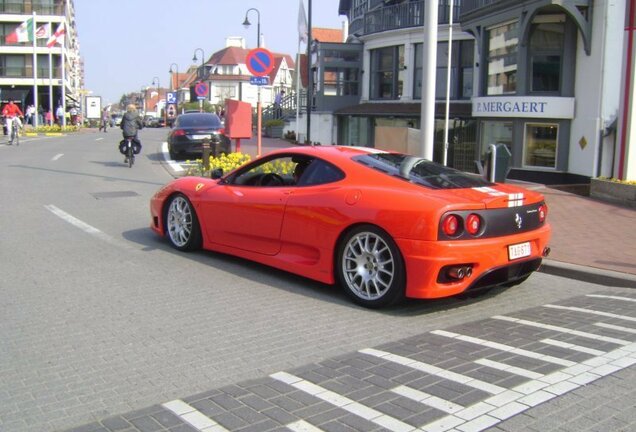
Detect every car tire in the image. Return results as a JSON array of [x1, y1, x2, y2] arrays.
[[168, 145, 177, 160], [336, 225, 405, 308], [165, 194, 202, 251]]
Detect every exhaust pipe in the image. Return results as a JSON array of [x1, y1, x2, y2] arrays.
[[447, 265, 473, 280]]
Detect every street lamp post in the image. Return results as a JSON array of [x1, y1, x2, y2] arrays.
[[243, 8, 262, 156], [192, 48, 205, 113], [169, 63, 179, 118], [152, 76, 161, 121]]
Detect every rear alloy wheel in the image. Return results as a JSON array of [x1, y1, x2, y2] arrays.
[[165, 194, 202, 251], [337, 225, 405, 308]]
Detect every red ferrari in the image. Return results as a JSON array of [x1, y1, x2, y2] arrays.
[[150, 146, 551, 308]]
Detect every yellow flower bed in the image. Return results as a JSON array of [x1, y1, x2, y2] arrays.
[[597, 176, 636, 186], [185, 152, 252, 177]]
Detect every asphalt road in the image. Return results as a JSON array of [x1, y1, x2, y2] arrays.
[[0, 129, 634, 432]]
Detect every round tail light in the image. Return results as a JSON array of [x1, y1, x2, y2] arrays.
[[465, 213, 481, 235], [538, 204, 547, 223], [442, 214, 460, 236]]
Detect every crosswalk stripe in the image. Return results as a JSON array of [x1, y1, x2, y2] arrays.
[[474, 358, 544, 379], [586, 294, 636, 302], [492, 315, 631, 345], [594, 322, 636, 334], [431, 330, 575, 367], [360, 348, 506, 394], [540, 338, 606, 356], [286, 420, 325, 432], [544, 304, 636, 322], [162, 400, 230, 432], [392, 386, 465, 414], [271, 372, 416, 432]]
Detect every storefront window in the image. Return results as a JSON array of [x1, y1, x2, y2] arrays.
[[480, 120, 513, 156], [524, 123, 558, 168], [486, 21, 518, 95]]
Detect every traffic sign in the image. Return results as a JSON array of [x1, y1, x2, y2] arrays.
[[245, 48, 275, 77], [167, 104, 176, 117], [250, 76, 269, 86], [166, 92, 177, 104], [194, 82, 209, 99]]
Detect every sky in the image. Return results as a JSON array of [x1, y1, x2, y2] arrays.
[[75, 0, 345, 106]]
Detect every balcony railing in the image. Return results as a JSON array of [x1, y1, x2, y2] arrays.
[[350, 1, 462, 37]]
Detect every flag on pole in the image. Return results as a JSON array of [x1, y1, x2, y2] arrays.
[[35, 23, 50, 39], [5, 17, 34, 43], [46, 22, 65, 48], [298, 0, 308, 44]]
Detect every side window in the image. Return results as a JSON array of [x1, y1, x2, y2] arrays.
[[299, 159, 345, 186]]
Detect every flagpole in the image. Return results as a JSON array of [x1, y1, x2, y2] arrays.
[[61, 33, 66, 127], [32, 12, 39, 128], [49, 50, 53, 126], [295, 44, 301, 140]]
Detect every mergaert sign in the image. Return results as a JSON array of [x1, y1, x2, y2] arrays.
[[472, 96, 575, 119]]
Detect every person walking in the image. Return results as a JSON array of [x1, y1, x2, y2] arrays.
[[274, 89, 285, 118], [98, 108, 109, 132], [55, 104, 64, 126]]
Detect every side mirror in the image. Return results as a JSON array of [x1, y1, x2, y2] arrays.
[[211, 168, 223, 179]]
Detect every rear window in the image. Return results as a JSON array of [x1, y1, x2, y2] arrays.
[[176, 114, 221, 128], [353, 153, 492, 189]]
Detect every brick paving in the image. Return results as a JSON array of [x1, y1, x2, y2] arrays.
[[61, 290, 636, 432]]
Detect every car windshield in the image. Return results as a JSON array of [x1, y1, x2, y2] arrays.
[[177, 113, 221, 128], [353, 153, 492, 189]]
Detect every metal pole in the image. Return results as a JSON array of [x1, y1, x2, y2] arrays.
[[420, 0, 438, 160], [443, 0, 453, 166], [256, 9, 262, 157], [306, 0, 312, 145]]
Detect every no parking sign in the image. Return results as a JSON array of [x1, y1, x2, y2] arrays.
[[245, 48, 275, 77]]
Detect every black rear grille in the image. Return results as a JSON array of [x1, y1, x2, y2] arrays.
[[466, 258, 542, 291]]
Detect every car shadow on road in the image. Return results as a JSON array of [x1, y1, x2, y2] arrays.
[[122, 226, 508, 316]]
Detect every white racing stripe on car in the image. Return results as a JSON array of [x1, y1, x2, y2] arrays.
[[162, 141, 184, 172], [44, 204, 134, 251], [162, 399, 230, 432]]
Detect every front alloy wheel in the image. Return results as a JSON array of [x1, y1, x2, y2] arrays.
[[165, 194, 202, 251], [337, 225, 405, 308]]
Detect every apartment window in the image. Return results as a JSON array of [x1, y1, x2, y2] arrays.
[[486, 21, 519, 95], [324, 67, 360, 96], [529, 16, 565, 93], [414, 40, 474, 100], [0, 55, 25, 77], [370, 45, 404, 100], [524, 123, 557, 168]]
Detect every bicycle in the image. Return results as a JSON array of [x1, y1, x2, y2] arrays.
[[123, 136, 135, 168], [8, 116, 21, 146]]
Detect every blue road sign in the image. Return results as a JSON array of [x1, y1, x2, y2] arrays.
[[250, 76, 269, 86], [166, 92, 177, 104]]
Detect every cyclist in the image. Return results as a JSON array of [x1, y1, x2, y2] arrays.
[[2, 99, 23, 145], [119, 104, 143, 163]]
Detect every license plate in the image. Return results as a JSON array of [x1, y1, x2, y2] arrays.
[[192, 134, 211, 140], [508, 242, 531, 260]]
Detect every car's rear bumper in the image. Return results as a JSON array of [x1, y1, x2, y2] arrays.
[[170, 139, 230, 155], [396, 223, 551, 299]]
